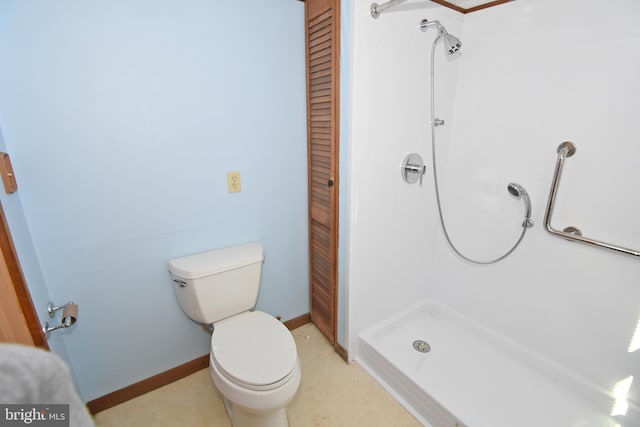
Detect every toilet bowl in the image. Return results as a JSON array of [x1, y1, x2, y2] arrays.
[[209, 311, 301, 427], [169, 242, 301, 427]]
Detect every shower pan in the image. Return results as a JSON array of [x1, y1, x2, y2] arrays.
[[357, 300, 622, 427]]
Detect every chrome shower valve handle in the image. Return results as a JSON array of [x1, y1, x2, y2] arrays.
[[402, 153, 427, 185]]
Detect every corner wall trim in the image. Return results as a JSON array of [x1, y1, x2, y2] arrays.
[[87, 354, 209, 414], [334, 342, 348, 362], [284, 312, 311, 331], [86, 313, 312, 415]]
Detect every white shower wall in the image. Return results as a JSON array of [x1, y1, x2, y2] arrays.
[[347, 0, 462, 354], [347, 0, 640, 414]]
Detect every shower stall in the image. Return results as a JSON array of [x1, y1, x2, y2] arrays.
[[346, 0, 640, 425]]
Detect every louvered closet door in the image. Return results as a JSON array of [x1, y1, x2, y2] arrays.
[[306, 0, 339, 344]]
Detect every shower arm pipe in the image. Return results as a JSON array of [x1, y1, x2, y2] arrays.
[[544, 141, 640, 258], [370, 0, 409, 18]]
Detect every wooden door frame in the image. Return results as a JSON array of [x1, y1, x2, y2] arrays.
[[0, 200, 49, 349]]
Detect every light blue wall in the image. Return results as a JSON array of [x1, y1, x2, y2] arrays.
[[0, 126, 74, 369], [0, 0, 308, 401]]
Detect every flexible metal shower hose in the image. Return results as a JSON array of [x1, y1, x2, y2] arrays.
[[428, 35, 529, 265]]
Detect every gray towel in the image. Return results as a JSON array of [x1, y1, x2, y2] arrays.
[[0, 343, 94, 426]]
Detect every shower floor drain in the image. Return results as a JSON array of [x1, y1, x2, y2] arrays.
[[413, 340, 431, 353]]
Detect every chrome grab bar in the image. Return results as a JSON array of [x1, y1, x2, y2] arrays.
[[544, 141, 640, 258]]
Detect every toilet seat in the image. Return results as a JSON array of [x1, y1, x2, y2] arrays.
[[211, 311, 298, 392]]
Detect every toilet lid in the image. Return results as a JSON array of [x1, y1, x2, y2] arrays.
[[211, 311, 297, 389]]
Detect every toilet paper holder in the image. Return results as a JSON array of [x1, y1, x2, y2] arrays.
[[42, 301, 78, 339]]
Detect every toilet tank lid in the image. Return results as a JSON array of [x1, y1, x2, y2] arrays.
[[169, 242, 264, 279]]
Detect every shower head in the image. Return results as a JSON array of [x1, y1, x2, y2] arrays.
[[420, 19, 462, 55], [443, 33, 462, 55], [507, 183, 526, 198], [507, 183, 533, 227]]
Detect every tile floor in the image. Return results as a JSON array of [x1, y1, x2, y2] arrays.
[[93, 323, 421, 426]]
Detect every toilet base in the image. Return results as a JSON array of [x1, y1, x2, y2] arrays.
[[225, 398, 289, 427], [209, 356, 301, 427]]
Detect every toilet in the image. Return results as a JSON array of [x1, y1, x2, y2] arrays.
[[169, 241, 301, 427]]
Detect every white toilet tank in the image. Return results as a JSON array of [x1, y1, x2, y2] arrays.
[[169, 242, 264, 324]]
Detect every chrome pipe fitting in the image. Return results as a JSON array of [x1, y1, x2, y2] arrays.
[[370, 0, 409, 19]]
